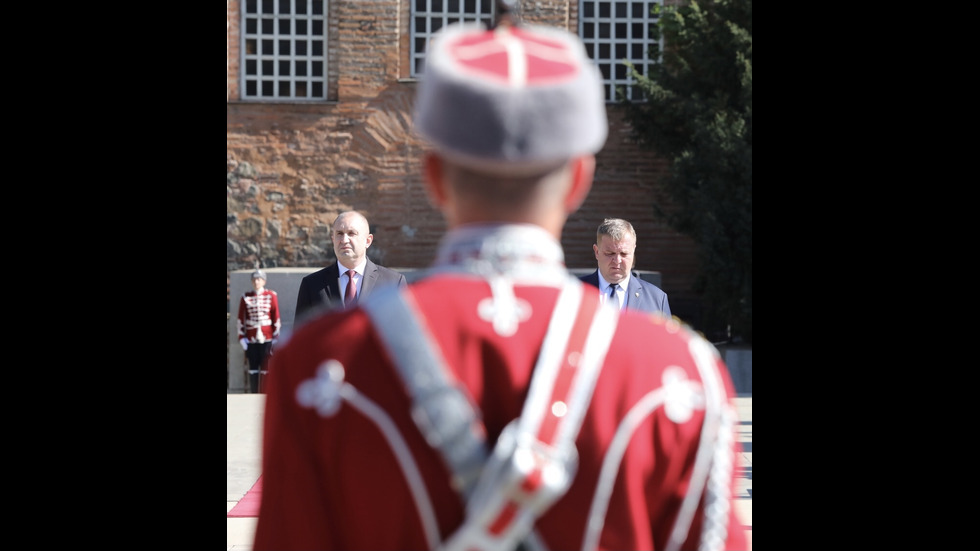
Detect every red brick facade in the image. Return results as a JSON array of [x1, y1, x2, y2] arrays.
[[226, 0, 704, 323]]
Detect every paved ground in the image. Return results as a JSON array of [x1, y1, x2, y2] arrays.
[[227, 393, 752, 550]]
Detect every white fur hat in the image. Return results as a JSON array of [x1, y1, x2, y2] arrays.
[[413, 22, 608, 174]]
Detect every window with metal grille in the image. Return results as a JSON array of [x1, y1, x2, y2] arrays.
[[410, 0, 495, 77], [580, 0, 662, 102], [241, 0, 328, 101]]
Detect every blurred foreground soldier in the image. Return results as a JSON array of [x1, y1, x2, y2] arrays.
[[237, 269, 280, 393], [255, 17, 747, 551], [580, 217, 672, 316]]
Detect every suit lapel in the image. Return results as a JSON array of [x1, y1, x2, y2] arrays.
[[359, 259, 378, 298], [625, 273, 642, 309], [324, 264, 341, 301]]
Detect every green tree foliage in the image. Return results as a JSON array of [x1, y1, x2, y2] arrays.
[[621, 0, 752, 343]]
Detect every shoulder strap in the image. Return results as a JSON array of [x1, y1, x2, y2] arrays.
[[441, 278, 619, 551], [365, 278, 619, 551], [363, 285, 488, 498]]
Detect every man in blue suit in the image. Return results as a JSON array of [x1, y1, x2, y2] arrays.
[[579, 218, 671, 317], [294, 211, 407, 326]]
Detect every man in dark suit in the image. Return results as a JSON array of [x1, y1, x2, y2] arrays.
[[579, 218, 671, 317], [294, 211, 407, 326]]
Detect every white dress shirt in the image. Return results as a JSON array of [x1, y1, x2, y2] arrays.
[[598, 273, 629, 311]]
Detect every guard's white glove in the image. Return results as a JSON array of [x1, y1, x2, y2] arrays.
[[240, 338, 248, 350]]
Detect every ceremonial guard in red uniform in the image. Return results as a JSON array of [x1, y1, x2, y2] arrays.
[[255, 11, 747, 551], [237, 269, 281, 393]]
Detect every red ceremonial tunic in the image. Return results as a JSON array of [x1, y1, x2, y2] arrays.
[[237, 288, 281, 343], [254, 224, 746, 551]]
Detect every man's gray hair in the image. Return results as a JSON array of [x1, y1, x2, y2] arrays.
[[596, 218, 636, 244]]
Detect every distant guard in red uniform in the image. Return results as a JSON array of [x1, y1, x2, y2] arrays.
[[254, 14, 748, 551], [237, 269, 280, 393]]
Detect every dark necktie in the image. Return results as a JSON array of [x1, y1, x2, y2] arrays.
[[345, 269, 357, 306], [608, 283, 619, 309]]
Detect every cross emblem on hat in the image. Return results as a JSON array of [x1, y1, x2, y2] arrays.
[[444, 26, 580, 86]]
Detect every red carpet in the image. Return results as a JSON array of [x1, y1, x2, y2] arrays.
[[228, 475, 262, 517]]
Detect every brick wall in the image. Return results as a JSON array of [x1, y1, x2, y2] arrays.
[[226, 0, 704, 325]]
